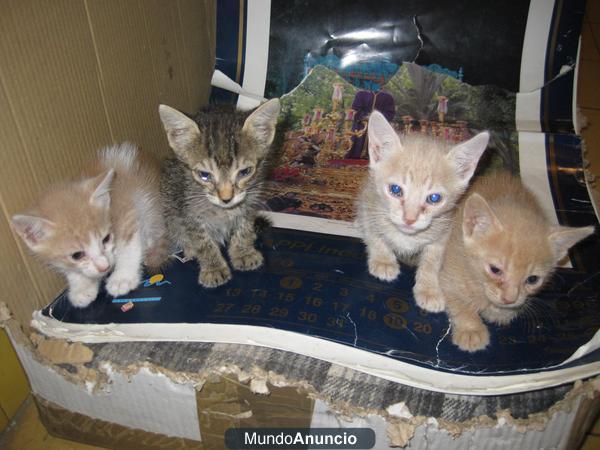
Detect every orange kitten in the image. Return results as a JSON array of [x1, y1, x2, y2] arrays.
[[12, 143, 168, 308], [434, 172, 594, 352]]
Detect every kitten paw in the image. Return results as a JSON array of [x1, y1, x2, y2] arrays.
[[452, 325, 490, 352], [413, 285, 446, 313], [199, 265, 231, 288], [231, 249, 264, 271], [106, 273, 140, 297], [68, 285, 99, 308], [368, 259, 400, 282]]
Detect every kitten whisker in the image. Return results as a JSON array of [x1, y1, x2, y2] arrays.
[[522, 298, 558, 329]]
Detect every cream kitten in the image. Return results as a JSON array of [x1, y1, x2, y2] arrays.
[[12, 143, 168, 308], [355, 111, 489, 308], [436, 172, 595, 352]]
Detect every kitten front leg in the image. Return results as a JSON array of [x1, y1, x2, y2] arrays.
[[414, 242, 446, 312], [364, 234, 400, 281], [66, 272, 100, 308], [448, 300, 490, 352], [184, 228, 231, 288], [106, 232, 143, 297], [228, 216, 263, 271]]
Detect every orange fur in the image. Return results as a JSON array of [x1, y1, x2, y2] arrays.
[[12, 143, 168, 307], [437, 171, 595, 352]]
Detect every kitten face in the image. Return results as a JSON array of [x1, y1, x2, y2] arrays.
[[467, 231, 553, 309], [367, 111, 489, 234], [12, 170, 117, 279], [462, 193, 594, 309], [190, 156, 257, 208], [373, 159, 452, 234], [159, 99, 280, 209]]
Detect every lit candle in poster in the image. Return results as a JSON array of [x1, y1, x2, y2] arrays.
[[332, 83, 344, 111], [437, 96, 448, 123]]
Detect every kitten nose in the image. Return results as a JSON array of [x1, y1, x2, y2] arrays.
[[94, 257, 109, 273], [404, 217, 417, 226], [502, 286, 519, 305], [218, 184, 233, 203]]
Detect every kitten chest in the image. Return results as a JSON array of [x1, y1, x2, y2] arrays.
[[191, 205, 247, 245]]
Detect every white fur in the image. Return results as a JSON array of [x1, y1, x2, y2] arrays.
[[66, 272, 100, 308], [86, 232, 111, 273], [98, 142, 138, 171], [106, 231, 143, 297]]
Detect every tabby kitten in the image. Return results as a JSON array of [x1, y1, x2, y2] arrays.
[[159, 99, 280, 288], [356, 111, 489, 311], [12, 143, 168, 307], [436, 172, 594, 352]]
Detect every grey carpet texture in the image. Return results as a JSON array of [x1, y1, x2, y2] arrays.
[[80, 341, 573, 421]]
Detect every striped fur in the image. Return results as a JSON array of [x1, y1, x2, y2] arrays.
[[159, 99, 280, 288]]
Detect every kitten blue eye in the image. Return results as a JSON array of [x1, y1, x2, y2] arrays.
[[197, 170, 211, 182], [389, 184, 403, 197], [526, 275, 539, 285], [427, 193, 442, 204], [238, 167, 253, 178]]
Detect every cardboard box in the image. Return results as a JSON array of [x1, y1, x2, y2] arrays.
[[0, 0, 214, 326], [2, 311, 599, 449]]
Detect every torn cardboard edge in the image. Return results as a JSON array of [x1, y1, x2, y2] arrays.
[[1, 314, 109, 393], [30, 364, 600, 450], [2, 303, 600, 445], [30, 308, 600, 397], [329, 378, 598, 446]]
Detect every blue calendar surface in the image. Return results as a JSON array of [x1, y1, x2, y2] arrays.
[[41, 227, 599, 376]]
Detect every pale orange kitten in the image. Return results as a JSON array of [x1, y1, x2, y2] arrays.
[[433, 172, 594, 352], [356, 111, 489, 308], [12, 143, 168, 308]]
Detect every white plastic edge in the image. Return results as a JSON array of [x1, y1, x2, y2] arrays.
[[31, 310, 599, 397]]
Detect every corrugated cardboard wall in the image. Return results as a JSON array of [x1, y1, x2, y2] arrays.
[[0, 0, 216, 326]]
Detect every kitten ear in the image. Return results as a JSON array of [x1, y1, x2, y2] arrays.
[[242, 98, 281, 149], [11, 214, 56, 251], [89, 169, 114, 209], [446, 131, 489, 184], [547, 225, 595, 261], [367, 111, 401, 167], [462, 193, 503, 240], [158, 104, 202, 162]]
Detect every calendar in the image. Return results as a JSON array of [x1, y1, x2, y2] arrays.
[[38, 227, 600, 378]]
